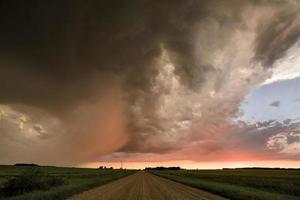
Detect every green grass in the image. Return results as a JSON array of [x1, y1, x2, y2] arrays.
[[150, 169, 300, 200], [0, 165, 136, 200]]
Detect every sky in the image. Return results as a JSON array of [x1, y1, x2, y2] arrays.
[[0, 0, 300, 169]]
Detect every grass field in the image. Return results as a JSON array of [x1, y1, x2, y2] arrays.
[[0, 165, 136, 200], [151, 168, 300, 200]]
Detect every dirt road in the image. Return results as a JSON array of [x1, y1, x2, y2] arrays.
[[68, 171, 227, 200]]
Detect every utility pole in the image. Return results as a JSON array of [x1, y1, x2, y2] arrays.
[[121, 160, 123, 169]]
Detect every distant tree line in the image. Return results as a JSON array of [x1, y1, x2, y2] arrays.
[[222, 167, 300, 170], [145, 167, 181, 170], [98, 166, 113, 170], [14, 163, 39, 167]]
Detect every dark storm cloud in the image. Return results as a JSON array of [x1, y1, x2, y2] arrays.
[[0, 0, 155, 111], [0, 0, 300, 165], [0, 0, 249, 109], [254, 5, 300, 67]]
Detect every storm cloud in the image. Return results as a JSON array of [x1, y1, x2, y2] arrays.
[[0, 0, 300, 166]]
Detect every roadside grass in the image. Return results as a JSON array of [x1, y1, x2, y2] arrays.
[[2, 168, 64, 197], [151, 169, 300, 200], [0, 165, 136, 200]]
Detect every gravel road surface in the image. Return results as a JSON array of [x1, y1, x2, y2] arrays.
[[68, 171, 227, 200]]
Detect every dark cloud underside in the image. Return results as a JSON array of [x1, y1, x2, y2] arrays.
[[0, 0, 300, 165]]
